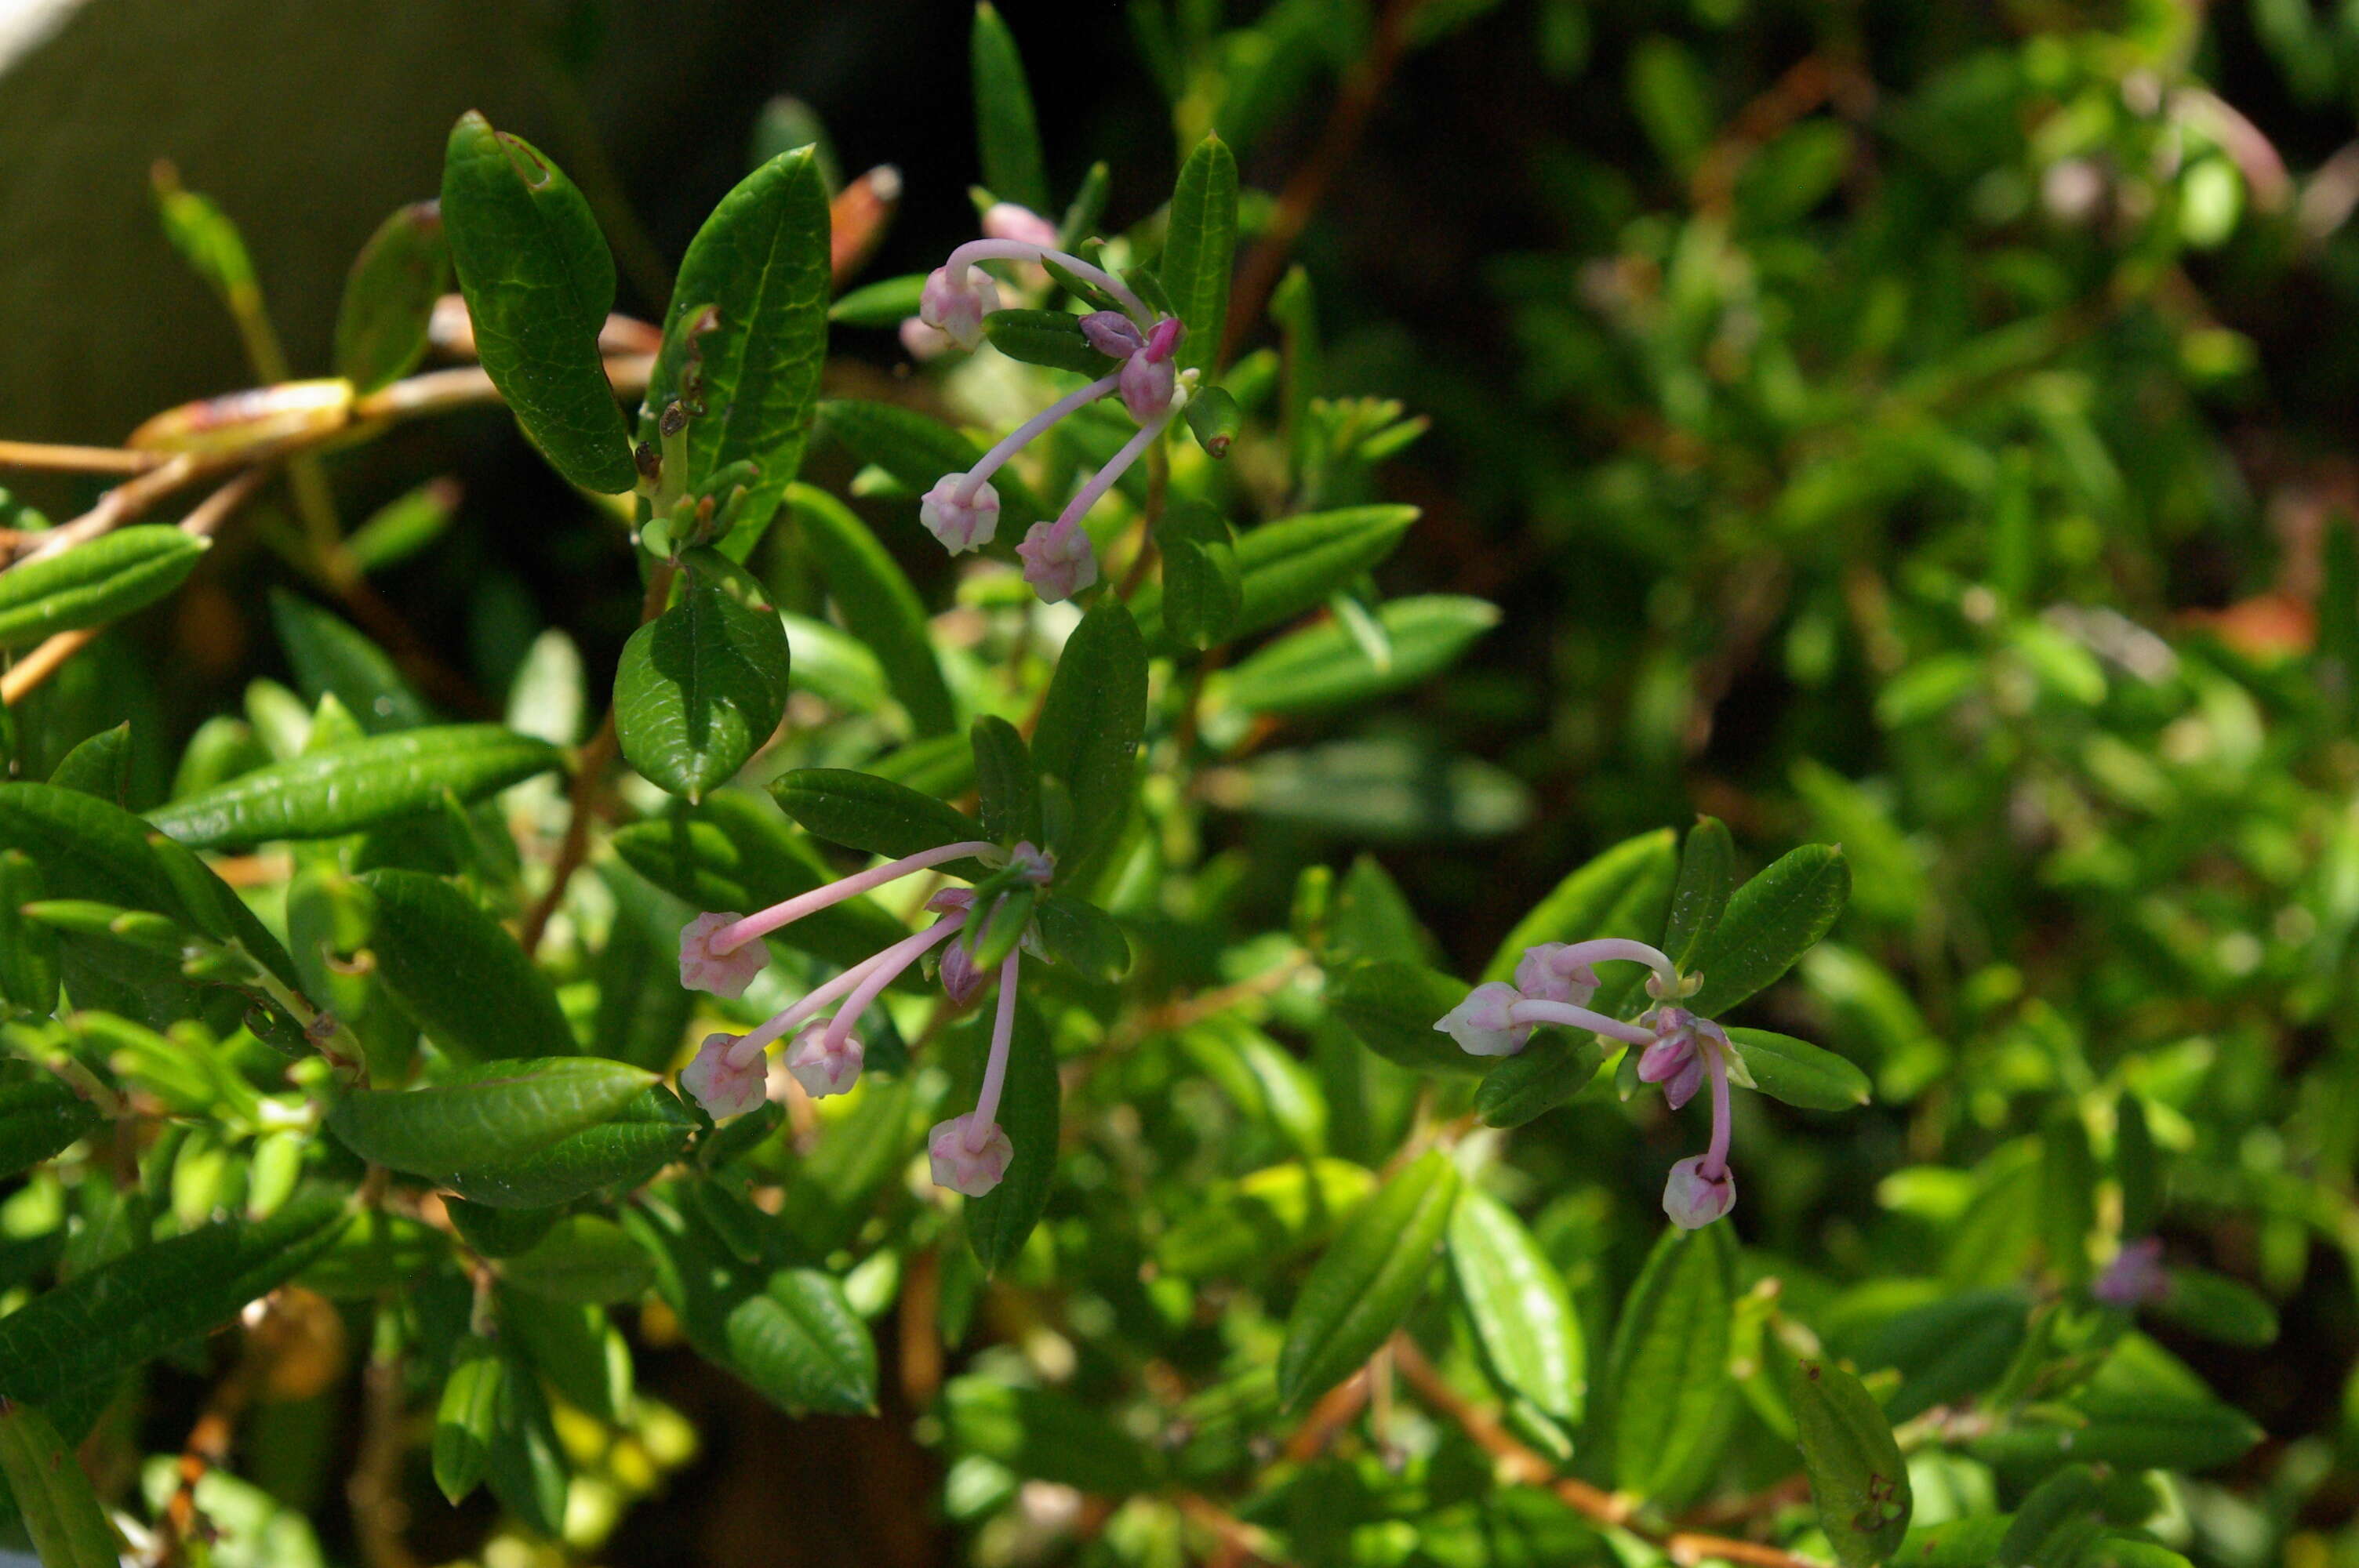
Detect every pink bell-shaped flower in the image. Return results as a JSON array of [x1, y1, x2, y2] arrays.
[[682, 1032, 768, 1120], [919, 264, 999, 351], [1017, 520, 1099, 602], [920, 474, 1001, 554], [929, 1113, 1015, 1196], [1663, 1155, 1736, 1229], [783, 1022, 863, 1099], [1436, 981, 1531, 1058], [679, 912, 769, 999]]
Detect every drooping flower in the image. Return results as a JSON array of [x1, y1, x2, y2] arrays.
[[1016, 517, 1100, 603], [1434, 935, 1754, 1229], [920, 474, 1001, 554], [682, 1031, 767, 1119], [2094, 1236, 2169, 1306], [679, 912, 770, 1000], [929, 1111, 1016, 1196], [783, 1021, 863, 1099]]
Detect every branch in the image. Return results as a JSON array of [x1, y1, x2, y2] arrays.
[[0, 441, 167, 476]]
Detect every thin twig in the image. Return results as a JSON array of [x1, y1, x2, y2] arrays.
[[1103, 951, 1312, 1052], [0, 440, 167, 475]]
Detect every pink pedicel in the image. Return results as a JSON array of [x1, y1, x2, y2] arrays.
[[682, 1031, 768, 1119], [678, 911, 769, 999]]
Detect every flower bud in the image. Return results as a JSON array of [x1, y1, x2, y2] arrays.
[[981, 202, 1060, 248], [783, 1022, 863, 1099], [1142, 317, 1185, 363], [918, 264, 998, 351], [1079, 310, 1146, 358], [900, 316, 955, 361], [2094, 1236, 2168, 1306], [929, 1113, 1015, 1196], [678, 911, 769, 999], [1436, 981, 1531, 1058], [1119, 350, 1177, 425], [938, 939, 987, 1007], [1663, 1155, 1736, 1229], [1515, 943, 1601, 1007], [920, 474, 1001, 554], [1009, 841, 1056, 885], [682, 1032, 768, 1119], [1016, 521, 1099, 602]]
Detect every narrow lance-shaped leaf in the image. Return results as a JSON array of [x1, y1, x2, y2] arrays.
[[271, 590, 434, 733], [1789, 1358, 1913, 1567], [985, 310, 1114, 376], [1159, 132, 1238, 372], [1603, 1223, 1737, 1501], [1226, 596, 1499, 714], [1277, 1150, 1460, 1412], [638, 147, 831, 542], [815, 401, 1043, 524], [485, 1344, 569, 1536], [0, 850, 60, 1014], [0, 526, 207, 652], [1724, 1028, 1871, 1111], [772, 768, 983, 863], [788, 482, 958, 736], [1684, 844, 1852, 1017], [972, 2, 1049, 212], [500, 1214, 656, 1305], [966, 1002, 1061, 1272], [336, 200, 449, 394], [47, 723, 129, 807], [433, 1336, 503, 1505], [1329, 960, 1490, 1077], [972, 715, 1039, 845], [1029, 599, 1147, 886], [1663, 815, 1734, 971], [1485, 827, 1677, 983], [146, 724, 561, 849], [440, 111, 637, 493], [1475, 1033, 1608, 1128], [355, 868, 577, 1061], [0, 1402, 123, 1568], [1133, 505, 1419, 648], [614, 549, 792, 801], [1153, 501, 1241, 651], [326, 1058, 656, 1177], [443, 1086, 695, 1210], [1448, 1189, 1585, 1425]]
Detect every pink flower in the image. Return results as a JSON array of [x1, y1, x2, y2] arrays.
[[1009, 841, 1056, 884], [1119, 352, 1177, 425], [2095, 1236, 2169, 1306], [981, 202, 1060, 248], [929, 1112, 1015, 1196], [1437, 981, 1530, 1058], [938, 938, 987, 1007], [679, 911, 769, 999], [921, 474, 1001, 554], [784, 1021, 863, 1099], [1514, 943, 1601, 1007], [682, 1032, 768, 1120], [1663, 1155, 1736, 1229], [1017, 520, 1100, 602], [919, 264, 998, 351], [900, 317, 955, 361], [1079, 310, 1146, 358]]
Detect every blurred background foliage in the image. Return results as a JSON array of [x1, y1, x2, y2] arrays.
[[8, 0, 2359, 1563]]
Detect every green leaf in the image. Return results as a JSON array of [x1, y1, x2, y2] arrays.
[[1277, 1150, 1459, 1412], [1663, 816, 1734, 971], [614, 549, 792, 800], [945, 1378, 1159, 1495], [1848, 1288, 2028, 1422], [1969, 1336, 2260, 1472], [2116, 1091, 2159, 1237], [1329, 960, 1489, 1076], [327, 1057, 656, 1176], [590, 865, 696, 1069], [445, 1200, 561, 1258], [972, 715, 1040, 846], [439, 111, 636, 493], [1030, 599, 1147, 883], [1724, 1028, 1871, 1111], [294, 1209, 454, 1298], [1183, 383, 1241, 458], [1226, 596, 1499, 713], [771, 767, 983, 862], [49, 722, 130, 806], [829, 274, 926, 326], [501, 1214, 656, 1304], [485, 1345, 569, 1536], [1218, 742, 1532, 840], [1684, 844, 1851, 1017], [1995, 1465, 2103, 1568], [1484, 827, 1677, 983], [0, 525, 207, 651], [0, 1402, 122, 1568], [1789, 1358, 1912, 1567], [147, 724, 561, 849], [2152, 1268, 2278, 1348], [440, 1088, 693, 1208], [1155, 1158, 1377, 1278], [0, 851, 60, 1014], [1135, 505, 1419, 646], [335, 201, 449, 394], [787, 482, 958, 735], [503, 1298, 630, 1422], [817, 400, 1042, 523], [271, 590, 433, 734], [626, 1196, 876, 1415], [964, 1003, 1060, 1272], [985, 309, 1115, 376], [1448, 1189, 1584, 1424], [357, 868, 577, 1061], [433, 1335, 503, 1504], [345, 479, 460, 573], [1325, 853, 1435, 967], [0, 1188, 350, 1406], [1153, 501, 1241, 649], [1159, 134, 1238, 372], [971, 3, 1049, 212], [637, 147, 831, 539], [1035, 894, 1129, 978], [1475, 1033, 1608, 1128], [1602, 1223, 1736, 1501], [610, 790, 908, 970], [2041, 1108, 2097, 1287]]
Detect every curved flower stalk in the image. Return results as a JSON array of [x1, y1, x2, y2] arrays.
[[910, 209, 1195, 603], [677, 838, 1058, 1198], [1436, 937, 1743, 1230]]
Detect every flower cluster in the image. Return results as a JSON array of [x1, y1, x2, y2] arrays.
[[906, 204, 1194, 604], [1437, 938, 1739, 1229], [677, 837, 1056, 1197]]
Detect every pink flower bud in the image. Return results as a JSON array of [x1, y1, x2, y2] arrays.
[[919, 265, 998, 351], [929, 1113, 1015, 1196], [929, 887, 977, 916], [783, 1021, 863, 1099], [679, 912, 768, 999], [1119, 351, 1177, 424], [1143, 318, 1185, 363], [682, 1031, 768, 1119], [1017, 521, 1099, 602], [939, 939, 987, 1007], [1663, 1156, 1736, 1229], [2094, 1236, 2168, 1306], [1436, 981, 1531, 1058], [900, 317, 955, 361], [1080, 310, 1146, 358], [1661, 1051, 1705, 1110], [1009, 841, 1056, 884], [981, 202, 1060, 249], [1636, 1007, 1699, 1091], [1514, 943, 1601, 1007], [920, 474, 1001, 554]]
